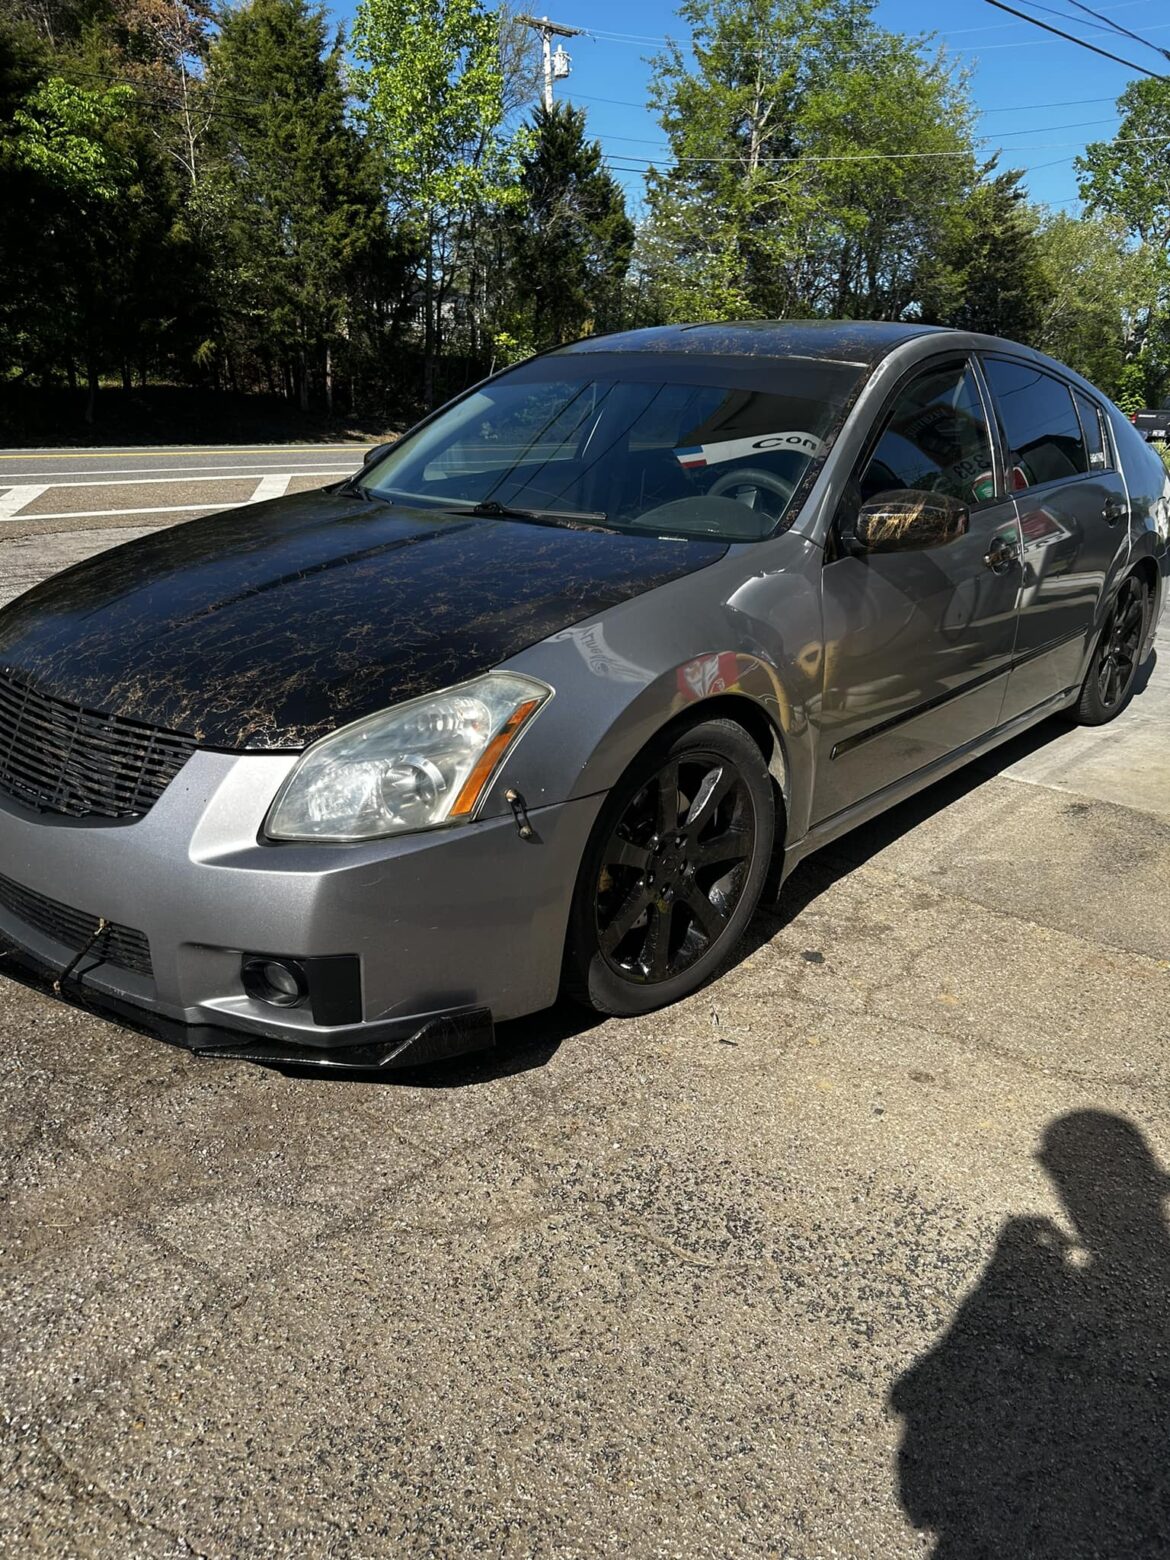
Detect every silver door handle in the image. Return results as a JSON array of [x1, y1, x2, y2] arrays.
[[983, 536, 1019, 573]]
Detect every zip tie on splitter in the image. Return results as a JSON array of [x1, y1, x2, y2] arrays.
[[53, 916, 110, 994]]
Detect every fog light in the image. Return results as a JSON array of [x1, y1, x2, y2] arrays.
[[242, 956, 308, 1008]]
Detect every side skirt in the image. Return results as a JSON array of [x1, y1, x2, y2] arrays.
[[780, 685, 1079, 883]]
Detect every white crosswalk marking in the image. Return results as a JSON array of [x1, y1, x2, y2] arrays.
[[0, 485, 48, 519], [2, 470, 346, 492], [251, 474, 292, 501], [0, 471, 335, 524], [1, 463, 357, 480], [8, 502, 242, 523]]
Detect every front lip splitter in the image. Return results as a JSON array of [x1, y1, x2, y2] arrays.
[[0, 933, 495, 1073]]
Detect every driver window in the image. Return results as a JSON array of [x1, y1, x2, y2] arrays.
[[860, 362, 995, 507]]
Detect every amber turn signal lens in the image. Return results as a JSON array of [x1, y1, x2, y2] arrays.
[[449, 698, 541, 817]]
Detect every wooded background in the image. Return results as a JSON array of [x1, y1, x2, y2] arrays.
[[2, 0, 1168, 439]]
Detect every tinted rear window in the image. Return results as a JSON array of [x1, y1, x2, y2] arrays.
[[983, 358, 1089, 490]]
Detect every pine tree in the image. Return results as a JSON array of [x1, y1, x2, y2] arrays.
[[918, 170, 1044, 342], [507, 102, 634, 349], [204, 0, 385, 408]]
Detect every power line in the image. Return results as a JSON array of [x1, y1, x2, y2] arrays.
[[940, 0, 1157, 36], [592, 115, 1120, 151], [1063, 0, 1170, 62], [977, 93, 1119, 111], [570, 89, 1124, 116], [600, 132, 1169, 171], [580, 6, 1170, 53], [980, 0, 1167, 75]]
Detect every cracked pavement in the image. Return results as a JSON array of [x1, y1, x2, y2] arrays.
[[1, 501, 1169, 1557]]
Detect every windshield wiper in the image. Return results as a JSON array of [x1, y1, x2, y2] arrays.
[[457, 498, 610, 532]]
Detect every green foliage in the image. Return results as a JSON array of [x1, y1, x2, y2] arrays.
[[640, 0, 979, 323], [505, 103, 634, 349], [353, 0, 522, 223], [919, 169, 1044, 341], [1030, 214, 1149, 399], [1078, 79, 1170, 251], [7, 78, 135, 197], [352, 0, 528, 401], [1152, 441, 1170, 477], [202, 0, 391, 407], [490, 330, 534, 368], [2, 0, 1169, 431], [1115, 362, 1148, 418], [1076, 79, 1170, 406]]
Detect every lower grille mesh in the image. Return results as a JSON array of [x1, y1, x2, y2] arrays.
[[0, 872, 152, 979]]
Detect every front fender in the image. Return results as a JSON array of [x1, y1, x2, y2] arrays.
[[486, 538, 826, 845]]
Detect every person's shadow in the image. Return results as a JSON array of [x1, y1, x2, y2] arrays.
[[890, 1112, 1170, 1559]]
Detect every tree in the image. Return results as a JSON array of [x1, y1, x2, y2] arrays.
[[203, 0, 386, 408], [352, 0, 527, 404], [918, 168, 1044, 341], [1, 71, 183, 416], [641, 0, 979, 324], [504, 102, 633, 350], [1030, 213, 1156, 402], [1077, 79, 1170, 403]]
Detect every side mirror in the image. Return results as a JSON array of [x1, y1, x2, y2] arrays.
[[362, 441, 395, 468], [852, 489, 970, 554]]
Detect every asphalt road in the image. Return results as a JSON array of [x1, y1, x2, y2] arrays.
[[0, 443, 368, 608], [1, 450, 1169, 1558]]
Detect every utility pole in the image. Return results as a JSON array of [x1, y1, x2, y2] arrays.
[[517, 15, 584, 111]]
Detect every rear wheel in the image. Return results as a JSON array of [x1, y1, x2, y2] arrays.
[[563, 717, 776, 1017], [1074, 574, 1150, 726]]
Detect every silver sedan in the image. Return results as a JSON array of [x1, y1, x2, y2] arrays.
[[0, 321, 1165, 1069]]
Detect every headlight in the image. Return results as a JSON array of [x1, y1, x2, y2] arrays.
[[265, 672, 551, 841]]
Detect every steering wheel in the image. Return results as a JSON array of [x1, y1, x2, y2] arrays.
[[707, 466, 795, 519]]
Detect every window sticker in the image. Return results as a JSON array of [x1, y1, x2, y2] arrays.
[[673, 431, 824, 470]]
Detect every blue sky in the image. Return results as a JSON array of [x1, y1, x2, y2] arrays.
[[498, 0, 1168, 216]]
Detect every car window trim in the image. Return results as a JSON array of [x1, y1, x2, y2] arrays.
[[1077, 388, 1117, 474]]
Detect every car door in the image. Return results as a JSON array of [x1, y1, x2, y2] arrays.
[[813, 355, 1023, 825], [979, 356, 1132, 720]]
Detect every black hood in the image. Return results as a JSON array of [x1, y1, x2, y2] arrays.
[[0, 491, 727, 749]]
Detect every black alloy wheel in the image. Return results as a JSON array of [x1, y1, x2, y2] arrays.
[[1075, 574, 1150, 726], [564, 717, 776, 1017]]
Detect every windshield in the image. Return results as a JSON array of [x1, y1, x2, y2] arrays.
[[360, 356, 863, 542]]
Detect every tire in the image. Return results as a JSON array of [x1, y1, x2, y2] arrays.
[[563, 716, 776, 1017], [1074, 573, 1151, 726]]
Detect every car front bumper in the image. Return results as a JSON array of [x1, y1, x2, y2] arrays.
[[0, 751, 603, 1068]]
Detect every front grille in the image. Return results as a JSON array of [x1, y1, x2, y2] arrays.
[[0, 871, 152, 979], [0, 670, 196, 819]]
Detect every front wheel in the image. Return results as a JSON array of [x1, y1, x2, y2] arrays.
[[562, 717, 776, 1017], [1074, 574, 1150, 726]]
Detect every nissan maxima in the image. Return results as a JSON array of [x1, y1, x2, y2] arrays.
[[0, 322, 1165, 1070]]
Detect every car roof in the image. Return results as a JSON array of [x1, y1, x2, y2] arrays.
[[551, 319, 952, 368], [546, 319, 1119, 407]]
